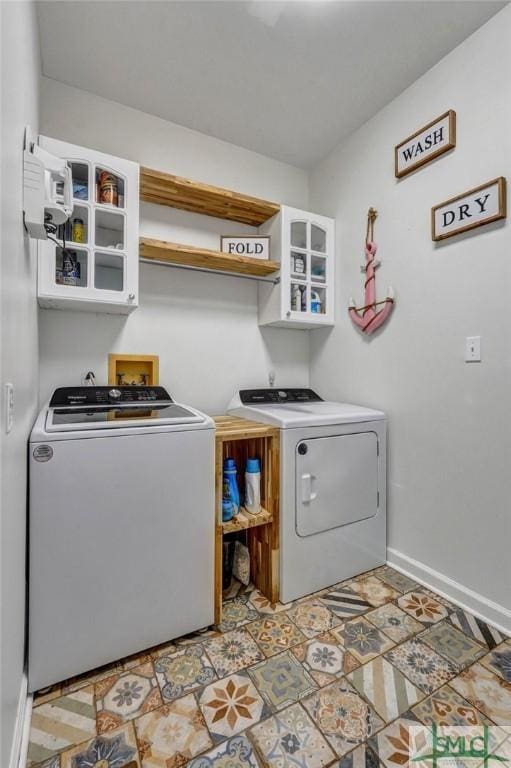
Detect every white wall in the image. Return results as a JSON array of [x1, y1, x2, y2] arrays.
[[0, 1, 41, 765], [309, 6, 511, 623], [38, 78, 310, 413]]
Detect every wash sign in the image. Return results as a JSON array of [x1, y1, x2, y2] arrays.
[[432, 177, 507, 241], [395, 111, 456, 178]]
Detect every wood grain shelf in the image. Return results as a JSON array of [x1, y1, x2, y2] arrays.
[[214, 416, 280, 440], [139, 237, 280, 277], [222, 506, 272, 534], [140, 167, 280, 226]]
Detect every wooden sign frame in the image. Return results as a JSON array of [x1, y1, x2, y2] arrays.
[[431, 177, 507, 241], [395, 110, 456, 179]]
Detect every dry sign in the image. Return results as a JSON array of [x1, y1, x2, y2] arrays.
[[432, 177, 507, 241], [221, 236, 270, 260], [395, 110, 456, 178]]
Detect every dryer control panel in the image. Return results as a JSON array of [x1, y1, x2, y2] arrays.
[[239, 388, 323, 404]]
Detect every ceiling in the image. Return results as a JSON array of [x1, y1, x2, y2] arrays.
[[37, 1, 505, 169]]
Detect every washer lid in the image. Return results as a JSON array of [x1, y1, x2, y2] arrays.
[[45, 402, 207, 432], [229, 400, 385, 428]]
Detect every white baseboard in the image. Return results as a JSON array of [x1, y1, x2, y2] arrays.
[[8, 673, 32, 768], [387, 547, 511, 636]]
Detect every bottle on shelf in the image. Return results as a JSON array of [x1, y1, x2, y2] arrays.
[[293, 252, 305, 275], [291, 284, 301, 311], [222, 492, 234, 522], [311, 290, 322, 313], [300, 284, 307, 312], [223, 457, 240, 517], [72, 218, 85, 243], [245, 458, 261, 515]]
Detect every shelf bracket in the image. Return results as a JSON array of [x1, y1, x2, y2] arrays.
[[140, 257, 280, 284]]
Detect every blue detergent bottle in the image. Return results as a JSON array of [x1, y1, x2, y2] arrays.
[[223, 457, 240, 517], [222, 467, 234, 522]]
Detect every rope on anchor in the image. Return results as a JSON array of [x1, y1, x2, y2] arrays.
[[360, 207, 379, 312], [366, 207, 378, 244], [352, 297, 394, 314]]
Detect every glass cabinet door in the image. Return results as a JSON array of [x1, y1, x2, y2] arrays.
[[288, 218, 329, 317], [94, 252, 125, 292], [70, 162, 89, 202], [311, 223, 326, 253], [55, 246, 89, 288], [37, 134, 139, 314], [95, 167, 125, 208], [310, 221, 328, 317], [290, 220, 307, 249]]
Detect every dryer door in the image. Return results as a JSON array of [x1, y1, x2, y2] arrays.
[[296, 431, 378, 537]]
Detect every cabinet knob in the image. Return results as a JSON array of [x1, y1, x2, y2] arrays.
[[286, 311, 291, 318], [128, 293, 136, 301]]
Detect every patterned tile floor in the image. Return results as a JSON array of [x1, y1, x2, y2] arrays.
[[27, 566, 511, 768]]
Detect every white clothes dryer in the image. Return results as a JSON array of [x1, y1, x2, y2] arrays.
[[228, 388, 386, 603]]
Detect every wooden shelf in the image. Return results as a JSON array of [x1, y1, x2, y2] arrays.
[[140, 238, 280, 277], [213, 415, 280, 623], [214, 416, 279, 440], [222, 506, 272, 534], [140, 167, 280, 226]]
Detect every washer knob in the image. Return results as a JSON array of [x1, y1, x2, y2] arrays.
[[109, 388, 122, 401]]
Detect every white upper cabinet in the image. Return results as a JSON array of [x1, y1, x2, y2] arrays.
[[37, 136, 139, 314], [258, 206, 334, 329]]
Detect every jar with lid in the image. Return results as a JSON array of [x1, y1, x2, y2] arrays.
[[98, 171, 118, 206], [71, 218, 85, 243]]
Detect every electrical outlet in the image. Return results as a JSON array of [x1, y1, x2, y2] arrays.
[[465, 336, 481, 363], [4, 383, 14, 433]]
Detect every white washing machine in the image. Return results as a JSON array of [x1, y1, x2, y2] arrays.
[[228, 388, 386, 603], [29, 386, 215, 691]]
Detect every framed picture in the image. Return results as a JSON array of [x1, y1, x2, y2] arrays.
[[395, 110, 456, 178], [431, 177, 507, 241], [108, 354, 159, 386], [221, 235, 270, 260]]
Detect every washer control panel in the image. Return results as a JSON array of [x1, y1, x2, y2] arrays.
[[239, 388, 323, 405], [49, 386, 172, 407]]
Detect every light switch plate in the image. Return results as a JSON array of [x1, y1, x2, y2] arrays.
[[465, 336, 481, 362]]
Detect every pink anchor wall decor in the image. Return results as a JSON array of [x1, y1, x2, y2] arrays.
[[349, 207, 395, 335]]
